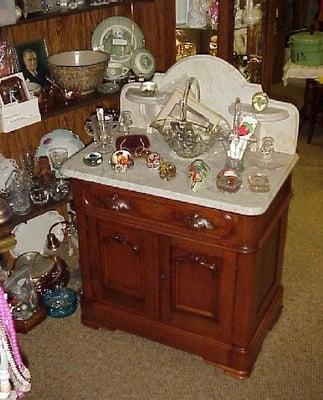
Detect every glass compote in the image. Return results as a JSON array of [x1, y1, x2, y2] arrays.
[[248, 136, 287, 171], [47, 147, 69, 201]]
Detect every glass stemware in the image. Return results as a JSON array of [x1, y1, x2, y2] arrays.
[[47, 147, 68, 178], [248, 136, 286, 171], [47, 147, 70, 201], [84, 120, 116, 154]]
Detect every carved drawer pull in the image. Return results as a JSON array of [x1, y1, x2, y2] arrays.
[[190, 254, 217, 272], [182, 213, 215, 230], [104, 194, 131, 212], [112, 235, 139, 253]]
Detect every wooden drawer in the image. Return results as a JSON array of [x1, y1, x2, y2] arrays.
[[73, 180, 235, 241]]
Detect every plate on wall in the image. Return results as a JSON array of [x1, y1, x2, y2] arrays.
[[92, 16, 145, 67], [36, 128, 84, 173], [130, 48, 156, 80], [10, 211, 65, 258]]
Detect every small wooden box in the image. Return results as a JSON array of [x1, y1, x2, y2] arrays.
[[15, 304, 47, 334]]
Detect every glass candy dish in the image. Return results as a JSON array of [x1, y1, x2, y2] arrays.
[[42, 287, 77, 318]]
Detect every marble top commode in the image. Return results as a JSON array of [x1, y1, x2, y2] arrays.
[[62, 129, 298, 217], [63, 56, 299, 216]]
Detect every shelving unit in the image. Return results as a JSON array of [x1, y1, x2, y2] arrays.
[[0, 196, 70, 238], [39, 90, 119, 120], [175, 1, 288, 91], [0, 0, 176, 162], [12, 1, 152, 27]]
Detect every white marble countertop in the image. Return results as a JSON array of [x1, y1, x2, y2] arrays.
[[62, 129, 298, 216]]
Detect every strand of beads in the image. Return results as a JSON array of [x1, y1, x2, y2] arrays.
[[0, 286, 31, 398], [0, 337, 11, 399], [0, 320, 31, 393]]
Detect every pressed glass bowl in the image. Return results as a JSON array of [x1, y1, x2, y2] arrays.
[[42, 287, 77, 318], [161, 119, 217, 158]]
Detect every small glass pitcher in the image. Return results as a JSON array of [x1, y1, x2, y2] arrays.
[[5, 169, 31, 215]]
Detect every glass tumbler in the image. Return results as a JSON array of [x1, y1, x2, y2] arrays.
[[5, 170, 31, 215], [30, 180, 50, 206]]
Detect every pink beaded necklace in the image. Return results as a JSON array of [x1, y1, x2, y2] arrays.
[[0, 285, 31, 398]]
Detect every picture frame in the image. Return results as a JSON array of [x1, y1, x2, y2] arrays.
[[0, 73, 29, 106], [15, 39, 50, 88], [0, 72, 41, 133]]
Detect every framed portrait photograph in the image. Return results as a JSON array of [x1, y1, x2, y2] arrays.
[[15, 39, 50, 88]]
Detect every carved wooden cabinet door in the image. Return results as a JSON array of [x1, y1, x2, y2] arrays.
[[84, 215, 160, 319], [159, 236, 237, 340]]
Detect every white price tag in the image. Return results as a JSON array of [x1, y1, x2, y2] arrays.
[[112, 38, 128, 46]]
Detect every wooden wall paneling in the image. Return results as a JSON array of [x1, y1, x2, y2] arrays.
[[0, 96, 118, 161], [133, 0, 176, 72], [217, 0, 234, 63]]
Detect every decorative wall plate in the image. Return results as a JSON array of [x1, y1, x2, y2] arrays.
[[130, 48, 156, 80], [92, 16, 145, 67], [36, 129, 84, 160]]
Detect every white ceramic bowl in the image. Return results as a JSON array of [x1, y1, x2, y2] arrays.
[[48, 50, 110, 94]]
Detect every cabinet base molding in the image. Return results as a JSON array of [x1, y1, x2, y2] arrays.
[[81, 289, 283, 378]]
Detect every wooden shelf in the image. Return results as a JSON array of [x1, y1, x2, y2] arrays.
[[10, 0, 152, 28], [40, 89, 120, 120], [0, 196, 70, 238], [176, 24, 217, 32]]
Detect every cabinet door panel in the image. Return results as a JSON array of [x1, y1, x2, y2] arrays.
[[160, 237, 236, 339], [87, 216, 159, 318]]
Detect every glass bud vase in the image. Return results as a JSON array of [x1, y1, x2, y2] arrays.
[[216, 156, 243, 193]]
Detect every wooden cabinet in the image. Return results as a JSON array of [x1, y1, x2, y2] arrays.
[[72, 176, 292, 378], [84, 214, 159, 319], [175, 1, 288, 91], [160, 236, 236, 339]]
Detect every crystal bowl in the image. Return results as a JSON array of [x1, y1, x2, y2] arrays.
[[48, 50, 110, 94], [153, 119, 218, 158]]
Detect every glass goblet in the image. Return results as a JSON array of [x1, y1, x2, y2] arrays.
[[47, 147, 69, 178]]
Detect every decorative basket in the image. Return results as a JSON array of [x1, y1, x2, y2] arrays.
[[150, 78, 230, 158]]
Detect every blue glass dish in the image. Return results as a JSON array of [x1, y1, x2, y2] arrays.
[[42, 287, 77, 318]]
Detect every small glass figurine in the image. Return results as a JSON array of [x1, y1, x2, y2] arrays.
[[248, 173, 270, 193], [159, 161, 176, 181], [260, 136, 275, 163], [216, 159, 243, 193], [188, 159, 210, 192]]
